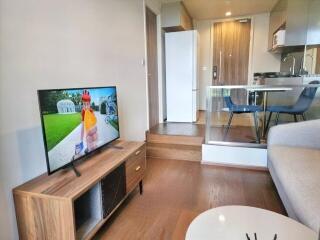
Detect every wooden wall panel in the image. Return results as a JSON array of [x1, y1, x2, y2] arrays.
[[213, 20, 251, 86], [180, 3, 193, 30], [212, 19, 251, 103]]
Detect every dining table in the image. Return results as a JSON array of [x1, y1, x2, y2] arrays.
[[247, 86, 293, 141]]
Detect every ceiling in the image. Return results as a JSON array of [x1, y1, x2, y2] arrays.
[[161, 0, 279, 20]]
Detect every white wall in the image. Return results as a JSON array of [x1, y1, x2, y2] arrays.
[[195, 13, 281, 110], [251, 13, 281, 76], [0, 0, 152, 238], [145, 0, 161, 14]]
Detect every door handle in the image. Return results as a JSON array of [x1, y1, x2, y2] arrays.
[[213, 66, 218, 80], [135, 150, 141, 156], [135, 166, 141, 172], [219, 50, 222, 84]]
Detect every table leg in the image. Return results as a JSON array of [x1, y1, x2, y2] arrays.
[[262, 91, 268, 140], [254, 91, 257, 105]]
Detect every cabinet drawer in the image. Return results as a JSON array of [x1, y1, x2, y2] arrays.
[[125, 146, 146, 194]]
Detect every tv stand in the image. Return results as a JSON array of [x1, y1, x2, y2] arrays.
[[108, 144, 124, 150], [13, 140, 146, 240]]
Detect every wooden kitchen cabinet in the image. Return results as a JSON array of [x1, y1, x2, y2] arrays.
[[285, 0, 310, 47], [268, 0, 287, 50], [268, 0, 310, 50], [161, 2, 193, 32]]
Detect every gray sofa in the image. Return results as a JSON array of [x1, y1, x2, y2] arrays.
[[268, 120, 320, 232]]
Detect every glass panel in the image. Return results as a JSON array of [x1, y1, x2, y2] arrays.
[[205, 84, 320, 147]]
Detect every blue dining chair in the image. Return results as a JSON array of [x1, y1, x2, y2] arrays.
[[266, 80, 319, 129], [224, 96, 263, 143]]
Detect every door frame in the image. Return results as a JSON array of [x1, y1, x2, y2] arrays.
[[143, 2, 164, 129]]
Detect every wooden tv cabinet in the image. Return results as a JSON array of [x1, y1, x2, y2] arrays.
[[13, 140, 146, 240]]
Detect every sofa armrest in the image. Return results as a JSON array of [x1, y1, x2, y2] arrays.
[[268, 120, 320, 149]]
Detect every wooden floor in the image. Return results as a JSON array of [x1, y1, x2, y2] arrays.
[[95, 158, 286, 240], [149, 122, 259, 144], [197, 110, 255, 127], [149, 122, 205, 137]]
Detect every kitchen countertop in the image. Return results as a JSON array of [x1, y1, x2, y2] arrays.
[[254, 72, 320, 79]]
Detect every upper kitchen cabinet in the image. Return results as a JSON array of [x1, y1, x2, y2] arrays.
[[161, 2, 193, 32], [303, 0, 320, 75], [306, 0, 320, 46], [269, 0, 310, 51], [285, 0, 310, 46], [268, 0, 287, 50]]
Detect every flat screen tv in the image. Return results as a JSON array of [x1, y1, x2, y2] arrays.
[[38, 86, 120, 175]]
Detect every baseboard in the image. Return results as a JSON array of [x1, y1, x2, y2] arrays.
[[201, 161, 268, 172], [202, 144, 267, 168]]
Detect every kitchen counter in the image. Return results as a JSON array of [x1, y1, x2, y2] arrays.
[[254, 72, 299, 79]]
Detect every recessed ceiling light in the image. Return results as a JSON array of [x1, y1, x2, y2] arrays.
[[226, 11, 232, 16]]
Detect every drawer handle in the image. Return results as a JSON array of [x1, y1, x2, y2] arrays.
[[135, 166, 141, 172], [135, 150, 141, 156]]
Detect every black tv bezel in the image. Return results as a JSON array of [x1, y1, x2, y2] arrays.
[[37, 86, 120, 175]]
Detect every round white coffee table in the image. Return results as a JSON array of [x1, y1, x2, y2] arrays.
[[186, 206, 317, 240]]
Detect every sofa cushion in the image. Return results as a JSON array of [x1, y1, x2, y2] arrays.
[[268, 145, 320, 231]]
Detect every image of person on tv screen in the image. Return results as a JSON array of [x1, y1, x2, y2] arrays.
[[75, 90, 98, 156]]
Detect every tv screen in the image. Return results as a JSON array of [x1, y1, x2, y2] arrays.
[[38, 87, 120, 174]]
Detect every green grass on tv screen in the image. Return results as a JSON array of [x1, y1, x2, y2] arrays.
[[109, 119, 119, 131], [43, 113, 81, 151]]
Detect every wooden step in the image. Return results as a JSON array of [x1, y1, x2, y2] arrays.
[[146, 131, 204, 162], [146, 132, 204, 146], [147, 142, 202, 162]]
